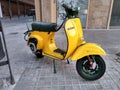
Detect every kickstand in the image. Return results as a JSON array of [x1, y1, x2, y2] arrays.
[[67, 59, 70, 64], [53, 59, 56, 73]]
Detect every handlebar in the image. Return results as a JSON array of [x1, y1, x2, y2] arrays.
[[62, 4, 72, 11], [57, 4, 79, 31], [62, 4, 79, 17], [24, 30, 32, 41]]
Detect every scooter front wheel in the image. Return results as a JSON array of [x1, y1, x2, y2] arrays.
[[76, 55, 106, 80]]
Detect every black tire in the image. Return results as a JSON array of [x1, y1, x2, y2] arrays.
[[76, 55, 106, 80], [35, 50, 44, 58], [28, 38, 44, 58]]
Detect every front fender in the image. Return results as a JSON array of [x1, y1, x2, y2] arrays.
[[71, 43, 106, 61]]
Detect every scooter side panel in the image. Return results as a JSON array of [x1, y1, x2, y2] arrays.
[[28, 31, 48, 50], [28, 31, 64, 59], [64, 18, 84, 59], [71, 43, 106, 61]]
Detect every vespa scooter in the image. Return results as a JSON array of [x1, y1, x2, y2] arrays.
[[24, 4, 106, 80]]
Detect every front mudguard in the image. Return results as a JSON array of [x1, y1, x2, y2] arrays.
[[71, 43, 106, 61]]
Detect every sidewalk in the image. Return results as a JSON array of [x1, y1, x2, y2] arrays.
[[0, 16, 120, 90], [14, 55, 120, 90]]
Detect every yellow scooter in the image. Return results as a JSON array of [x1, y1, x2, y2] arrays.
[[24, 4, 106, 80]]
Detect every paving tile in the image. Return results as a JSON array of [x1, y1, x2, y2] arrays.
[[14, 85, 35, 90], [73, 85, 81, 90], [65, 80, 72, 86], [59, 86, 66, 90], [8, 55, 120, 90], [94, 84, 103, 90], [86, 84, 96, 90], [80, 85, 89, 90], [51, 86, 59, 90], [35, 87, 51, 90], [65, 86, 73, 90]]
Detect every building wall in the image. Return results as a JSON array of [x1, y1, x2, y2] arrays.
[[19, 0, 34, 5], [35, 0, 112, 29], [11, 2, 18, 16], [1, 1, 9, 16], [41, 0, 51, 22], [35, 0, 41, 21], [0, 0, 34, 17], [87, 0, 112, 29], [35, 0, 56, 22]]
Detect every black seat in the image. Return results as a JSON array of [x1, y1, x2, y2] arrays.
[[32, 22, 57, 32]]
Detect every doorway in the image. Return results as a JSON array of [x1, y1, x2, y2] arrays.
[[110, 0, 120, 27]]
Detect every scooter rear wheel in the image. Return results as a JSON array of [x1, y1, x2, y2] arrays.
[[35, 50, 44, 58], [76, 55, 106, 80], [29, 38, 44, 58]]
